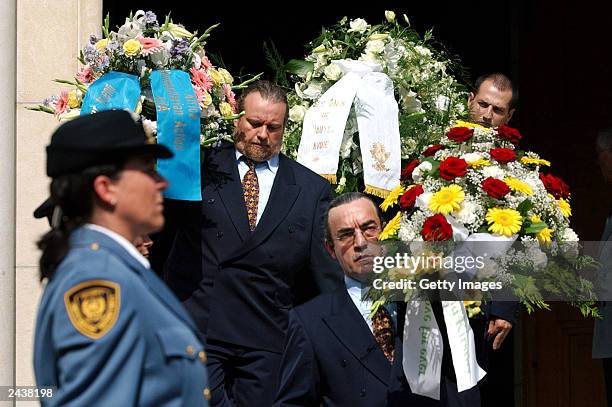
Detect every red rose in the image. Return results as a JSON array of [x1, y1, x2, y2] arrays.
[[481, 177, 511, 199], [401, 159, 420, 182], [439, 157, 468, 180], [490, 148, 516, 164], [447, 127, 474, 143], [399, 185, 424, 210], [539, 173, 570, 199], [421, 214, 453, 241], [423, 144, 445, 157], [496, 125, 522, 145]]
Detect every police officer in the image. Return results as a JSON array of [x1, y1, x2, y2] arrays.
[[34, 110, 211, 406]]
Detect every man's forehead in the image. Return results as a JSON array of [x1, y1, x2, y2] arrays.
[[329, 199, 379, 227]]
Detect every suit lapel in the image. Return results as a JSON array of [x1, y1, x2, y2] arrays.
[[207, 144, 250, 241], [322, 289, 391, 385], [229, 154, 300, 260]]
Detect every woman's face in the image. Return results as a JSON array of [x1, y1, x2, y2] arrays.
[[111, 156, 168, 237]]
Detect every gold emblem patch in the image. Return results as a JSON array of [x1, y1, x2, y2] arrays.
[[64, 280, 121, 339], [370, 142, 391, 172]]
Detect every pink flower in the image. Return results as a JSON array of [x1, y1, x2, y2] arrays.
[[138, 37, 163, 55], [223, 84, 237, 112], [54, 91, 69, 116], [75, 65, 95, 84], [190, 67, 213, 91], [192, 85, 204, 106], [200, 56, 212, 70]]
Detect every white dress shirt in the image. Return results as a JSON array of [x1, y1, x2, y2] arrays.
[[345, 275, 396, 333], [235, 149, 280, 226]]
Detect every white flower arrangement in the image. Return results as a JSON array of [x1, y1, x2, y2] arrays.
[[276, 11, 469, 193], [373, 121, 598, 316]]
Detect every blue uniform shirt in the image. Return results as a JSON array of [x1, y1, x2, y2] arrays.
[[34, 226, 210, 406]]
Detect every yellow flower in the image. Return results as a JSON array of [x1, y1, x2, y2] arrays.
[[201, 90, 212, 107], [208, 68, 222, 86], [219, 102, 233, 117], [467, 158, 491, 168], [503, 177, 533, 195], [464, 300, 482, 318], [67, 90, 81, 108], [379, 211, 401, 241], [380, 184, 405, 212], [557, 198, 571, 218], [218, 68, 234, 85], [429, 185, 464, 215], [530, 215, 554, 244], [486, 208, 522, 237], [521, 156, 551, 167], [94, 38, 109, 52], [536, 227, 554, 245], [454, 120, 488, 130], [123, 39, 142, 56]]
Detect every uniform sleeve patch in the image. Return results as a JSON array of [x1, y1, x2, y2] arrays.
[[63, 280, 121, 339]]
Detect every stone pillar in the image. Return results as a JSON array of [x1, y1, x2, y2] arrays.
[[0, 0, 16, 403], [13, 1, 102, 405]]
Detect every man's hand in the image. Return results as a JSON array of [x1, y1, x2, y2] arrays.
[[487, 318, 513, 350]]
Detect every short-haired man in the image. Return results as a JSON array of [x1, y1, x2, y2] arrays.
[[161, 80, 343, 406], [468, 72, 517, 128], [274, 193, 439, 407]]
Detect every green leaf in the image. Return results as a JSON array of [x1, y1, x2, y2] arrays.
[[524, 222, 547, 234], [516, 199, 533, 216], [284, 59, 314, 76], [102, 13, 110, 38], [25, 105, 55, 114]]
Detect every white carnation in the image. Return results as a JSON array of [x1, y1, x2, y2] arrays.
[[412, 161, 432, 182], [481, 165, 505, 180]]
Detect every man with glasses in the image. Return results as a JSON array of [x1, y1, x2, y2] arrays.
[[274, 192, 435, 407]]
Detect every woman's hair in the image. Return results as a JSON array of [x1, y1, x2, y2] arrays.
[[37, 164, 122, 280]]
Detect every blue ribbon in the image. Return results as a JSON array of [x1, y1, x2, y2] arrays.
[[80, 71, 141, 114], [150, 70, 202, 201]]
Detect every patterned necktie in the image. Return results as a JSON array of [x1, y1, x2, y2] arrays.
[[372, 305, 395, 363], [241, 158, 259, 231]]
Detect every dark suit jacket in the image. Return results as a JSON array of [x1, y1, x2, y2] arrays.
[[274, 288, 439, 407], [162, 142, 343, 352]]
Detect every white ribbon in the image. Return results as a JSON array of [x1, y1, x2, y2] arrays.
[[402, 300, 486, 400], [297, 60, 401, 196]]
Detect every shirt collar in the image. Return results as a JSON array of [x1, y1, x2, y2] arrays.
[[344, 275, 370, 301], [235, 148, 279, 175], [84, 224, 150, 269]]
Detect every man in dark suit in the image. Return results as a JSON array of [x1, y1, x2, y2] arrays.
[[274, 192, 438, 407], [161, 80, 343, 406], [467, 73, 519, 407]]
